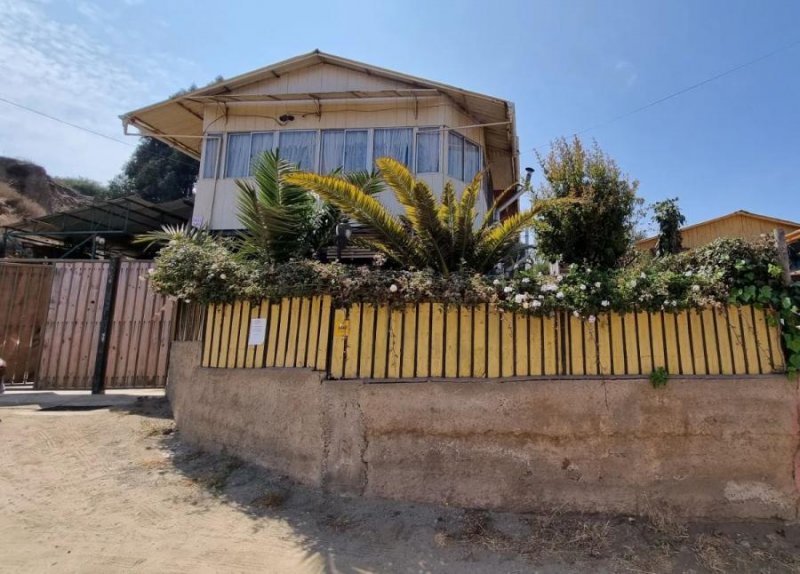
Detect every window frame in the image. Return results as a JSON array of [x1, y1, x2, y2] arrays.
[[415, 127, 441, 174], [446, 130, 482, 182], [201, 133, 222, 179]]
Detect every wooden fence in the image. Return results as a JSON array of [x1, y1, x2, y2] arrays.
[[0, 259, 177, 389], [201, 298, 785, 378]]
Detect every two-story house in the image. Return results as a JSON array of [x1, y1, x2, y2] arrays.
[[121, 50, 520, 230]]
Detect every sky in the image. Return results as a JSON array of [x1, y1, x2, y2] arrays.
[[0, 0, 798, 231]]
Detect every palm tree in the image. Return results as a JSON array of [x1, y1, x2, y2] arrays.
[[236, 150, 318, 262], [286, 157, 556, 274]]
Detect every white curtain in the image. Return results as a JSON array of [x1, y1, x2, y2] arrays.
[[416, 129, 440, 173], [343, 130, 368, 172], [202, 136, 220, 178], [249, 132, 274, 174], [321, 130, 345, 173], [374, 128, 412, 167], [279, 131, 317, 171], [447, 132, 464, 179], [464, 140, 481, 181], [225, 133, 250, 178]]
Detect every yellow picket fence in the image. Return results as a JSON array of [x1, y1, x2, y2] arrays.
[[201, 297, 785, 378]]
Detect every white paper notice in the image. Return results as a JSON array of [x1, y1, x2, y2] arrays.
[[248, 318, 267, 345]]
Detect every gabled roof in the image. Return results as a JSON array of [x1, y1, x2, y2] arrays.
[[120, 50, 518, 171], [636, 210, 800, 247]]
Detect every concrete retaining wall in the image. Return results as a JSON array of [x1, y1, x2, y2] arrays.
[[168, 342, 800, 519]]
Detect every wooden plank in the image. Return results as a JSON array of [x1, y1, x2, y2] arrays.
[[663, 312, 680, 375], [252, 300, 269, 368], [329, 306, 348, 378], [583, 317, 599, 376], [358, 304, 376, 377], [344, 304, 362, 379], [267, 300, 283, 367], [472, 304, 487, 378], [739, 306, 762, 374], [609, 313, 625, 375], [202, 304, 215, 367], [566, 315, 582, 376], [635, 312, 651, 375], [700, 308, 720, 375], [234, 300, 251, 368], [500, 311, 515, 377], [727, 306, 747, 375], [429, 303, 446, 378], [38, 264, 65, 385], [623, 312, 639, 375], [688, 309, 707, 375], [295, 297, 312, 368], [596, 314, 612, 376], [304, 296, 320, 368], [529, 315, 544, 376], [486, 306, 501, 378], [648, 313, 666, 373], [764, 309, 785, 372], [387, 307, 404, 378], [210, 304, 225, 368], [285, 297, 301, 368], [76, 263, 102, 386], [715, 308, 735, 375], [674, 312, 693, 375], [402, 305, 418, 379], [415, 303, 431, 378], [515, 313, 529, 377], [314, 296, 332, 371], [444, 305, 459, 378]]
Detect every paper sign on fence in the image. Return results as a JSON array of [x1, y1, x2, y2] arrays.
[[248, 318, 267, 346]]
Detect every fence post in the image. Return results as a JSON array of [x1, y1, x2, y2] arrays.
[[91, 257, 121, 394]]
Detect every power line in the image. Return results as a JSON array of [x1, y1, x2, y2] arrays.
[[523, 37, 800, 157], [0, 95, 200, 170]]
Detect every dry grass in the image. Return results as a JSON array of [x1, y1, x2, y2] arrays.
[[525, 508, 612, 559], [141, 420, 175, 437], [692, 534, 729, 573], [0, 181, 45, 225], [251, 490, 287, 510], [639, 498, 688, 547]]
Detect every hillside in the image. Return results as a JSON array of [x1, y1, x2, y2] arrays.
[[0, 157, 89, 226]]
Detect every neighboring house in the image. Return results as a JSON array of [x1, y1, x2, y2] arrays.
[[787, 228, 800, 280], [636, 210, 800, 253], [121, 50, 520, 231]]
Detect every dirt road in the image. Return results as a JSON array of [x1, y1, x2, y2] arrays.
[[1, 392, 798, 573]]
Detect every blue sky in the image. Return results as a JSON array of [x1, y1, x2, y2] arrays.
[[0, 0, 798, 231]]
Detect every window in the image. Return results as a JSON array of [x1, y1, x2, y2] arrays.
[[201, 135, 221, 179], [447, 132, 481, 181], [225, 133, 251, 178], [278, 131, 317, 171], [373, 128, 413, 168], [249, 132, 274, 170], [416, 128, 440, 173], [321, 130, 368, 173]]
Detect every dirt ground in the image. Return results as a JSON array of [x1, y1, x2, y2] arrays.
[[1, 392, 799, 573]]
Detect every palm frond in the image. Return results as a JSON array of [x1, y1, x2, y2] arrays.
[[134, 223, 207, 250], [472, 209, 542, 270]]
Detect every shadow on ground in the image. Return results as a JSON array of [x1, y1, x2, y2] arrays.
[[151, 396, 799, 574]]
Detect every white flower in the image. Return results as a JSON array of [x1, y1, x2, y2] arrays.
[[524, 263, 531, 270], [601, 300, 610, 307], [594, 281, 602, 289], [556, 291, 564, 299], [522, 302, 530, 309], [585, 268, 592, 274], [504, 286, 514, 293], [389, 284, 398, 293], [684, 270, 693, 277], [572, 310, 580, 317], [138, 275, 146, 282], [691, 284, 700, 292], [521, 277, 530, 284], [587, 315, 596, 324], [220, 273, 227, 280], [628, 280, 637, 288], [556, 275, 563, 282], [531, 300, 542, 308], [514, 293, 526, 304], [579, 284, 586, 291], [147, 268, 156, 275], [739, 260, 746, 266], [640, 272, 646, 279], [493, 279, 501, 286], [671, 299, 678, 306], [184, 299, 191, 303]]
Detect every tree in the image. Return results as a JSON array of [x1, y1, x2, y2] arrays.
[[107, 138, 198, 202], [533, 136, 642, 268], [287, 157, 560, 274], [54, 177, 112, 198], [652, 197, 685, 256]]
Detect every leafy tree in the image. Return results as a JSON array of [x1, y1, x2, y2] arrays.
[[54, 177, 113, 198], [533, 136, 642, 268], [652, 197, 685, 256], [108, 138, 198, 202], [287, 157, 560, 274]]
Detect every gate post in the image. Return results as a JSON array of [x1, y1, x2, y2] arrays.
[[91, 257, 121, 394]]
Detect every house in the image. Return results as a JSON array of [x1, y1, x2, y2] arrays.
[[120, 51, 520, 231], [787, 228, 800, 280], [636, 210, 800, 253]]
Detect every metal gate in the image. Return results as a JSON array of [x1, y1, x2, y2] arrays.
[[0, 259, 177, 390]]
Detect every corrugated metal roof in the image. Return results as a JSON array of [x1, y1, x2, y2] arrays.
[[120, 50, 518, 179]]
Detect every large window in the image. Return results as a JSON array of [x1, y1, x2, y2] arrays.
[[416, 128, 440, 173], [278, 131, 317, 171], [373, 128, 413, 168], [321, 130, 368, 173], [201, 135, 221, 179], [225, 133, 251, 178], [447, 132, 481, 182]]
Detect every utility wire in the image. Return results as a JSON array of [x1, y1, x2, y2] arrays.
[[523, 37, 800, 157]]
